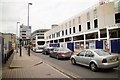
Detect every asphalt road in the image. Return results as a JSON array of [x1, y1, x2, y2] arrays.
[[31, 51, 119, 79]]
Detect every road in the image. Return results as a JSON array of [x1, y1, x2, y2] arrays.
[[31, 51, 119, 78]]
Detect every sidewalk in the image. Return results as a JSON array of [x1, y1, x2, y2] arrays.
[[2, 47, 69, 79]]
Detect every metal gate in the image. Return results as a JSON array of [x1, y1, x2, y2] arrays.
[[67, 42, 74, 52], [111, 40, 120, 53], [96, 40, 103, 49]]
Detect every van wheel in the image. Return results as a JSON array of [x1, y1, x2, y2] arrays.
[[90, 63, 98, 72], [71, 58, 76, 65]]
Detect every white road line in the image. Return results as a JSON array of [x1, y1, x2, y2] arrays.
[[44, 61, 81, 79]]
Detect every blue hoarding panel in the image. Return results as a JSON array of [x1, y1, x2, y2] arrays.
[[96, 40, 103, 49], [67, 42, 74, 52], [49, 43, 60, 47], [111, 40, 120, 53]]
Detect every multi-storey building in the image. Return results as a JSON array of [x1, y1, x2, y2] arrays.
[[19, 24, 31, 46], [45, 1, 120, 53], [2, 33, 16, 64], [0, 32, 2, 79], [2, 33, 15, 53], [31, 29, 50, 52]]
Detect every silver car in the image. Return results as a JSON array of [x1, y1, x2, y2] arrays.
[[70, 49, 119, 71]]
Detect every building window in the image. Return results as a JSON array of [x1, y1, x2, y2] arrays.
[[22, 34, 26, 35], [73, 19, 75, 25], [69, 21, 71, 27], [38, 37, 44, 39], [52, 34, 54, 38], [73, 27, 75, 33], [94, 19, 98, 28], [59, 32, 60, 37], [56, 32, 60, 37], [49, 35, 51, 39], [62, 31, 64, 36], [65, 23, 67, 27], [22, 31, 26, 32], [22, 37, 26, 39], [66, 29, 67, 35], [54, 33, 55, 38], [20, 26, 22, 28], [79, 25, 81, 31], [78, 16, 81, 24], [69, 28, 71, 34], [29, 26, 31, 29], [93, 8, 97, 18], [115, 13, 120, 23], [56, 32, 58, 37], [87, 12, 90, 20], [87, 22, 90, 30], [37, 31, 39, 33]]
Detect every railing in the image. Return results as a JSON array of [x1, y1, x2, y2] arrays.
[[3, 49, 14, 64]]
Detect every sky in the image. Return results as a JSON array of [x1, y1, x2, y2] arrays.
[[0, 0, 100, 35]]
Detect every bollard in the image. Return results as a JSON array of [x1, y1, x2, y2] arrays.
[[19, 39, 22, 56], [20, 45, 22, 56], [4, 54, 6, 64], [28, 46, 30, 56]]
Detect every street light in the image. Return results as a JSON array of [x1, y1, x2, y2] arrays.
[[27, 3, 32, 45], [16, 22, 20, 53], [16, 22, 20, 37], [28, 3, 32, 29]]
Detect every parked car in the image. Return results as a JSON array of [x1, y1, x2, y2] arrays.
[[49, 47, 73, 59], [42, 47, 54, 55], [70, 49, 119, 71]]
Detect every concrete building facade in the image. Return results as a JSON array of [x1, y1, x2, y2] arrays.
[[2, 33, 16, 54], [45, 1, 120, 53], [0, 32, 3, 79], [31, 29, 50, 52], [2, 33, 16, 64], [19, 24, 31, 46]]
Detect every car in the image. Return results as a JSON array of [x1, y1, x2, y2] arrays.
[[70, 49, 119, 72], [49, 47, 73, 59], [42, 47, 54, 55]]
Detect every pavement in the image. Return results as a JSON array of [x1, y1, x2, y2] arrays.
[[2, 47, 70, 79]]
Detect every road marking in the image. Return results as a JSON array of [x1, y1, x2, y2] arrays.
[[32, 51, 81, 79], [44, 61, 81, 79], [45, 63, 70, 78]]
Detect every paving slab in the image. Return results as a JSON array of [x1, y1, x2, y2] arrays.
[[3, 63, 69, 78], [10, 48, 43, 68], [3, 47, 70, 78]]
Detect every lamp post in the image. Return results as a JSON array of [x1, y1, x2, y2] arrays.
[[27, 3, 32, 45], [28, 3, 32, 28], [27, 3, 32, 56], [16, 22, 20, 53]]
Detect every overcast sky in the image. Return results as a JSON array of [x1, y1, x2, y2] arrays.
[[0, 0, 100, 34]]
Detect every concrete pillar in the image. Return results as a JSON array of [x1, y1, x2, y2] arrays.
[[84, 34, 86, 49], [98, 29, 100, 41], [71, 37, 73, 42], [106, 28, 110, 51]]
